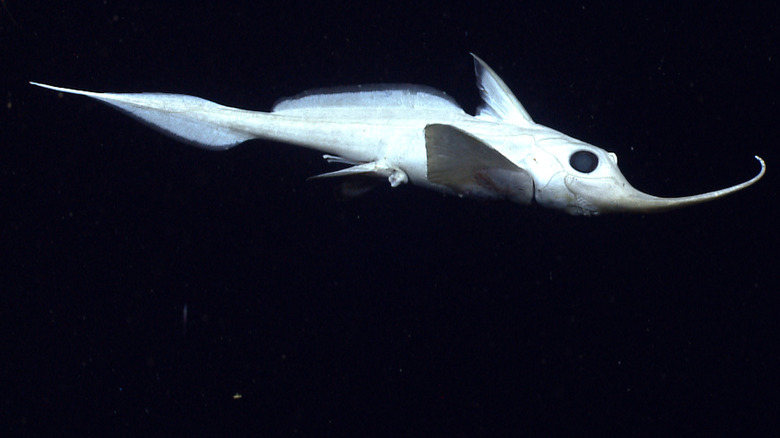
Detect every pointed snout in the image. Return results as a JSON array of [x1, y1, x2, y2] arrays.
[[566, 156, 765, 214]]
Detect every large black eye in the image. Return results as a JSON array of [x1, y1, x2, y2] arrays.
[[570, 150, 598, 173]]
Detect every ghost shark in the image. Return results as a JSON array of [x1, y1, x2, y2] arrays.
[[31, 54, 764, 215]]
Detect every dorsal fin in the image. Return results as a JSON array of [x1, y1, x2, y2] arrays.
[[272, 85, 462, 113], [471, 54, 534, 126]]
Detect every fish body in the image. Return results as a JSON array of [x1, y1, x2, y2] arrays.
[[31, 55, 764, 215]]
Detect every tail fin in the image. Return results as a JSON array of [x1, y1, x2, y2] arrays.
[[30, 82, 256, 150]]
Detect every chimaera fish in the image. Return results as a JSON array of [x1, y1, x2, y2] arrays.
[[31, 54, 764, 215]]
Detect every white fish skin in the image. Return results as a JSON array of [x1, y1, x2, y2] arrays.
[[30, 55, 765, 215]]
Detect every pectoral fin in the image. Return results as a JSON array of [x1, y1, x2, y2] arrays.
[[425, 124, 533, 203]]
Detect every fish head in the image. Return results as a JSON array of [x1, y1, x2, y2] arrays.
[[530, 137, 765, 215]]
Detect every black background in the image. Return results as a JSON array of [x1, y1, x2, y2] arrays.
[[2, 1, 778, 436]]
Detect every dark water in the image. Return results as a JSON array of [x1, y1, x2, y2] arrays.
[[3, 1, 778, 436]]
